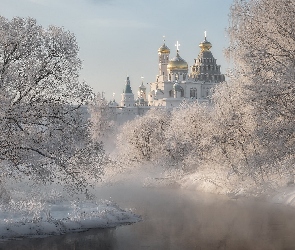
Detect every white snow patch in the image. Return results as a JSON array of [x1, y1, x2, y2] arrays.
[[0, 199, 141, 240]]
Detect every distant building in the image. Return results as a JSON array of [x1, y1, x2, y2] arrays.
[[109, 34, 225, 122]]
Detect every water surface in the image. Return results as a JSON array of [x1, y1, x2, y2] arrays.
[[1, 186, 295, 250]]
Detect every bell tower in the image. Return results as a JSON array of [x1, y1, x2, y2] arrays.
[[157, 36, 170, 82]]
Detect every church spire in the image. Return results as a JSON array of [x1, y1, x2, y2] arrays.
[[123, 76, 133, 94]]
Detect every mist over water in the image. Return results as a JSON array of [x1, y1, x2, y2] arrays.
[[96, 185, 295, 250], [2, 180, 295, 250]]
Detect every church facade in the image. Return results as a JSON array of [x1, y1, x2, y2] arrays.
[[109, 34, 225, 121]]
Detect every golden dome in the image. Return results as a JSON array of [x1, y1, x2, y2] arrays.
[[168, 53, 188, 72], [199, 37, 212, 51], [158, 43, 170, 54]]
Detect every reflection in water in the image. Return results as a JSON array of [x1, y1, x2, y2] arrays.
[[0, 229, 116, 250], [1, 187, 295, 250]]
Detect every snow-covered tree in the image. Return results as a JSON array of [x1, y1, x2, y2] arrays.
[[0, 16, 106, 189], [211, 80, 268, 182], [224, 0, 295, 183], [164, 102, 211, 171], [88, 92, 116, 141], [117, 108, 170, 163]]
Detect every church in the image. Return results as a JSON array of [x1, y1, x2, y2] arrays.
[[109, 34, 225, 121]]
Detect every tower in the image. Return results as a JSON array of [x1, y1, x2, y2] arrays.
[[121, 76, 135, 107], [136, 76, 147, 106], [157, 37, 170, 82], [138, 76, 147, 105], [190, 32, 225, 83]]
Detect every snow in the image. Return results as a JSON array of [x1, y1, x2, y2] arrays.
[[0, 198, 141, 240]]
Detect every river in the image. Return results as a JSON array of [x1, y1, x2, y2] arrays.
[[1, 185, 295, 250]]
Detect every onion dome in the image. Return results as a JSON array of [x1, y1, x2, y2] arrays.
[[173, 82, 183, 92], [168, 53, 188, 72], [199, 37, 212, 52], [158, 43, 170, 54]]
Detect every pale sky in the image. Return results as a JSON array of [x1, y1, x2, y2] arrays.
[[1, 0, 233, 100]]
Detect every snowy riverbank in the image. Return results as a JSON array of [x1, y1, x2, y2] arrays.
[[2, 163, 295, 241], [0, 198, 141, 240], [135, 164, 295, 208], [178, 168, 295, 209]]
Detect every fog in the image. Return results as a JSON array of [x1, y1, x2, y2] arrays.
[[2, 169, 295, 250], [94, 183, 295, 250]]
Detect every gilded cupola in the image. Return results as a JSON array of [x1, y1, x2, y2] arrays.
[[199, 36, 212, 52], [167, 41, 188, 72], [158, 43, 170, 54], [168, 53, 188, 72]]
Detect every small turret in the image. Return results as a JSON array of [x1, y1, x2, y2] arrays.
[[121, 76, 135, 107], [138, 77, 146, 99]]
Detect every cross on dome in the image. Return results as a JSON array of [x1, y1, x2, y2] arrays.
[[163, 35, 165, 43], [175, 41, 180, 52], [204, 31, 207, 39]]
